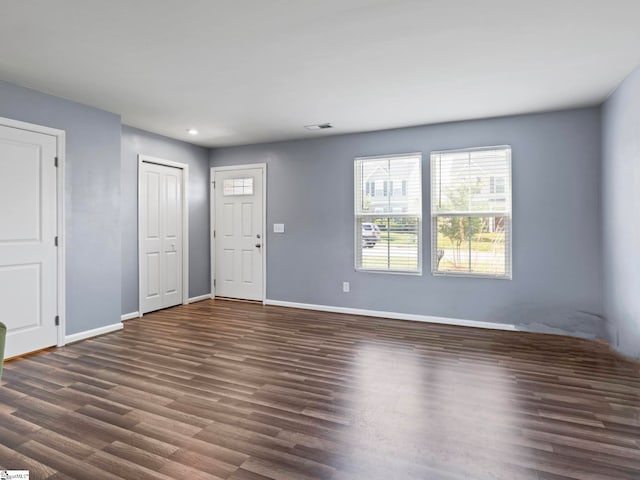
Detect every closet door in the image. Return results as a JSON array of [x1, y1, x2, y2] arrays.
[[140, 161, 183, 314]]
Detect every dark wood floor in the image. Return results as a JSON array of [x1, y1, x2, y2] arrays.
[[1, 299, 639, 480]]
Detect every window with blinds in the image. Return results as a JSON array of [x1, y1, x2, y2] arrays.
[[430, 146, 512, 278], [354, 153, 422, 273]]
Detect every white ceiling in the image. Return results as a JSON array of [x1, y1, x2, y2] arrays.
[[1, 0, 639, 147]]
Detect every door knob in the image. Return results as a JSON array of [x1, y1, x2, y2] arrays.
[[256, 233, 261, 239], [255, 243, 261, 248]]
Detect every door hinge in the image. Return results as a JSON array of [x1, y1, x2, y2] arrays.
[[213, 279, 216, 287], [212, 180, 215, 188], [55, 315, 60, 326], [54, 236, 59, 247], [213, 230, 216, 239], [54, 156, 58, 167]]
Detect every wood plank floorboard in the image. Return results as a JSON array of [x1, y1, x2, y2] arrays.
[[1, 299, 639, 479]]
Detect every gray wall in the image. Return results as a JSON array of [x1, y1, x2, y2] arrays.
[[602, 66, 640, 358], [0, 80, 122, 335], [0, 77, 609, 345], [211, 108, 604, 338], [121, 126, 210, 315]]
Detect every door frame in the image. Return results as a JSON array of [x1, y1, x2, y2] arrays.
[[210, 163, 267, 302], [0, 116, 66, 348], [138, 154, 189, 315]]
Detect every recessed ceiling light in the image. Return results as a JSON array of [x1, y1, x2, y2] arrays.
[[187, 128, 199, 135], [304, 123, 333, 131]]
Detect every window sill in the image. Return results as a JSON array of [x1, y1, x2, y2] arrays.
[[431, 271, 512, 280], [356, 267, 422, 276]]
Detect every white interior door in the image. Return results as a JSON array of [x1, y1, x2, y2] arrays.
[[0, 124, 58, 358], [214, 167, 264, 301], [140, 161, 184, 314]]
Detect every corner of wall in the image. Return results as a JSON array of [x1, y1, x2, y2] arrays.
[[600, 64, 640, 359]]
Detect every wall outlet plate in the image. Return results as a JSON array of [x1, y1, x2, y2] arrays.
[[273, 223, 285, 233], [342, 281, 350, 293]]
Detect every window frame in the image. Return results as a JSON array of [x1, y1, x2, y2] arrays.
[[430, 145, 512, 280], [354, 152, 423, 275]]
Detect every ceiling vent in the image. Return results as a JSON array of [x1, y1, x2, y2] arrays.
[[304, 123, 333, 131]]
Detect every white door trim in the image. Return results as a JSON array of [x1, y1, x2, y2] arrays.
[[0, 116, 66, 348], [210, 163, 267, 302], [138, 154, 189, 315]]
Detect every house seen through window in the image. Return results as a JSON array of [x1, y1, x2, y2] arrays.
[[354, 153, 422, 273], [430, 146, 512, 278]]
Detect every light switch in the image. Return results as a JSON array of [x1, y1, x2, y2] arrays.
[[273, 223, 285, 233]]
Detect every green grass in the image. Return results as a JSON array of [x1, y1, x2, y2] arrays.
[[358, 229, 504, 273], [373, 230, 504, 251], [437, 258, 506, 275], [378, 231, 418, 244], [436, 232, 505, 253], [361, 255, 419, 271]]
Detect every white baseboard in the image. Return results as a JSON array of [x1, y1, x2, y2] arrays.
[[65, 322, 124, 344], [263, 299, 517, 332], [188, 293, 212, 303], [121, 311, 140, 321]]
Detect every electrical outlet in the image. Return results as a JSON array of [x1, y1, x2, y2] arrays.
[[342, 281, 350, 293]]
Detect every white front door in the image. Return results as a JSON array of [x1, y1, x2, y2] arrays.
[[214, 167, 264, 301], [140, 161, 184, 314], [0, 124, 58, 358]]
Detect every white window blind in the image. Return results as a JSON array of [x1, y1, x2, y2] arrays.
[[430, 146, 512, 278], [354, 153, 422, 273]]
